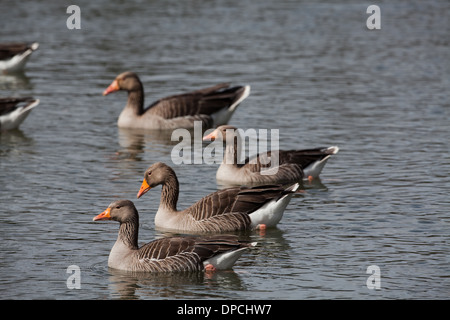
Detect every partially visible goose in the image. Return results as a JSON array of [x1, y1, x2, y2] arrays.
[[136, 162, 299, 233], [0, 42, 39, 73], [93, 200, 256, 272], [103, 71, 250, 130], [0, 97, 40, 131], [203, 125, 339, 184]]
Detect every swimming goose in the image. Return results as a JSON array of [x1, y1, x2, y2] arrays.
[[0, 97, 40, 130], [103, 71, 250, 130], [203, 125, 339, 185], [136, 162, 299, 233], [0, 42, 39, 73], [93, 200, 256, 272]]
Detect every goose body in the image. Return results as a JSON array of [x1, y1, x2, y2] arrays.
[[0, 42, 39, 73], [203, 125, 339, 185], [103, 72, 250, 130], [136, 162, 299, 233], [0, 97, 40, 130], [93, 200, 256, 272]]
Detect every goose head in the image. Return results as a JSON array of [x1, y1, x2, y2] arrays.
[[93, 199, 138, 223], [103, 71, 142, 96], [136, 162, 176, 198], [202, 125, 238, 142]]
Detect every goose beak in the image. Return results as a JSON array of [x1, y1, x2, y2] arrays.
[[137, 179, 151, 199], [103, 80, 120, 96], [93, 208, 111, 221], [202, 130, 217, 141]]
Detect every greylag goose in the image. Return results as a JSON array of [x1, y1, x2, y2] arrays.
[[93, 200, 256, 272], [203, 125, 339, 184], [103, 71, 250, 130], [0, 97, 40, 130], [136, 162, 300, 233], [0, 42, 39, 73]]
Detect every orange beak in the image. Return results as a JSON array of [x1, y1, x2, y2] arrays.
[[202, 129, 217, 141], [137, 179, 151, 199], [93, 207, 111, 221], [103, 79, 120, 96]]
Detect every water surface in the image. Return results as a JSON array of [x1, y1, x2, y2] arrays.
[[0, 0, 449, 299]]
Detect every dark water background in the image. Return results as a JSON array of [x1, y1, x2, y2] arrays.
[[0, 0, 449, 299]]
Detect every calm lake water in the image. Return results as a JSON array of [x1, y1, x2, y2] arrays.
[[0, 0, 449, 300]]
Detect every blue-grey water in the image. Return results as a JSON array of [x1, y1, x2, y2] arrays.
[[0, 0, 449, 300]]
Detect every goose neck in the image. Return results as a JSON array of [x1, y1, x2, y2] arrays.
[[126, 83, 145, 115], [224, 132, 242, 166], [161, 172, 179, 212], [118, 217, 139, 250]]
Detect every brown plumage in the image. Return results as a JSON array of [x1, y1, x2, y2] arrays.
[[0, 97, 40, 130], [0, 42, 39, 73], [93, 200, 256, 272], [136, 162, 299, 233], [0, 43, 35, 60], [103, 72, 250, 130]]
